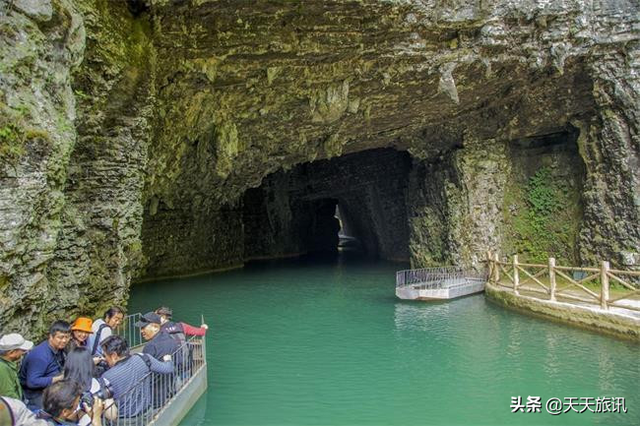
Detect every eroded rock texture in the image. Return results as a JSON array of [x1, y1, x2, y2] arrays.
[[0, 0, 638, 335]]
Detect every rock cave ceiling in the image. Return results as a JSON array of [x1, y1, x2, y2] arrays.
[[143, 0, 597, 205], [1, 0, 638, 334]]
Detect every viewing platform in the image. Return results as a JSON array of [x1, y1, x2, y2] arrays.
[[110, 313, 208, 426], [396, 266, 488, 300]]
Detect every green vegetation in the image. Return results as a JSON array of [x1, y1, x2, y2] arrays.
[[0, 122, 26, 163], [504, 166, 581, 263], [74, 89, 90, 100], [1, 103, 54, 165]]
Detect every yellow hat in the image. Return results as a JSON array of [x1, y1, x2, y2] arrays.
[[72, 317, 93, 333]]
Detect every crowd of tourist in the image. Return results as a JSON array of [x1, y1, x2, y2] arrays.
[[0, 307, 207, 426]]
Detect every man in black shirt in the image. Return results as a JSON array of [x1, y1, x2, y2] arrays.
[[136, 312, 179, 361], [135, 312, 180, 408]]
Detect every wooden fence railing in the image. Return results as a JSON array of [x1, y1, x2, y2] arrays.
[[486, 252, 640, 312]]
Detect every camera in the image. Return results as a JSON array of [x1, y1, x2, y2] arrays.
[[80, 379, 114, 410], [94, 358, 110, 377]]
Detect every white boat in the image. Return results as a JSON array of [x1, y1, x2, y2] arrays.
[[396, 267, 487, 300]]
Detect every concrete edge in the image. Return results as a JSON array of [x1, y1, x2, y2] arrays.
[[485, 283, 640, 341], [133, 264, 245, 284], [149, 364, 208, 426]]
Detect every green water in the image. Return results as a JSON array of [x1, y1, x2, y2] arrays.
[[129, 255, 639, 426]]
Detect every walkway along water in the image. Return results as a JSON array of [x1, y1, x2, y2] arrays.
[[108, 313, 208, 426], [483, 252, 640, 340]]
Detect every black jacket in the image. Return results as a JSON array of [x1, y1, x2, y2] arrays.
[[143, 331, 179, 361]]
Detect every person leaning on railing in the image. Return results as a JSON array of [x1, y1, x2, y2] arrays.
[[155, 307, 206, 380], [99, 335, 173, 423], [155, 307, 208, 343], [136, 312, 181, 409]]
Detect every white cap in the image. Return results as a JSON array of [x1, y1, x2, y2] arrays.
[[0, 333, 34, 351]]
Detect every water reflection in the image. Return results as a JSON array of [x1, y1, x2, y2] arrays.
[[393, 300, 451, 332], [542, 330, 561, 382]]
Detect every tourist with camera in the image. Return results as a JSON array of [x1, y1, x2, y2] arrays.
[[41, 380, 103, 426], [63, 348, 118, 423]]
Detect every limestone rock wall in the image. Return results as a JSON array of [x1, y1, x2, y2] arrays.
[[502, 130, 586, 264], [1, 0, 639, 332], [408, 140, 509, 268], [243, 176, 315, 261], [45, 0, 155, 324], [577, 45, 640, 267], [0, 0, 84, 335], [139, 202, 244, 280]]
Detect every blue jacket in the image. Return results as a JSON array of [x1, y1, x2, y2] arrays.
[[18, 341, 65, 402], [142, 331, 179, 361], [102, 354, 173, 417]]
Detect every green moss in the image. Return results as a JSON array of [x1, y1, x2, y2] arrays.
[[0, 101, 53, 164], [0, 275, 9, 291], [74, 89, 90, 100], [0, 122, 25, 162], [409, 196, 451, 268], [504, 166, 581, 263]]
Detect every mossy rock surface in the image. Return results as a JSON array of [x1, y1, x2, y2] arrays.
[[1, 0, 639, 332]]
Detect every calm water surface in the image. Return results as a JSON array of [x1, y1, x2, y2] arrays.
[[129, 254, 639, 426]]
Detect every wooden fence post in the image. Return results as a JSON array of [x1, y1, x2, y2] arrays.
[[600, 260, 610, 310], [548, 257, 556, 301], [513, 255, 519, 295], [493, 252, 500, 283]]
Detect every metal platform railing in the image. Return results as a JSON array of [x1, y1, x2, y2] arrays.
[[113, 312, 145, 349], [102, 334, 207, 426], [396, 266, 488, 290]]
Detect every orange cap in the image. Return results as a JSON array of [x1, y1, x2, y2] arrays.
[[72, 317, 93, 333]]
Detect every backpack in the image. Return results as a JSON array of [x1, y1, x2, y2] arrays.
[[91, 323, 110, 355], [165, 323, 190, 366], [165, 322, 187, 346], [134, 353, 153, 370]]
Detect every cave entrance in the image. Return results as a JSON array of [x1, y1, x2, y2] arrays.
[[306, 198, 340, 255], [242, 148, 411, 262], [335, 204, 362, 253]]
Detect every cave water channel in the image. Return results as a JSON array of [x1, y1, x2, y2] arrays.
[[128, 253, 639, 426]]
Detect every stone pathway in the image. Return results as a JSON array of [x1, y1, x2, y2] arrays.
[[503, 284, 640, 320]]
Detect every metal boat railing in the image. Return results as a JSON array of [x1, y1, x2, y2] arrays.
[[101, 333, 207, 426], [396, 266, 488, 290], [114, 313, 145, 349]]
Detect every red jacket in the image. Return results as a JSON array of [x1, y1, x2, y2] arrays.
[[180, 322, 207, 336]]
